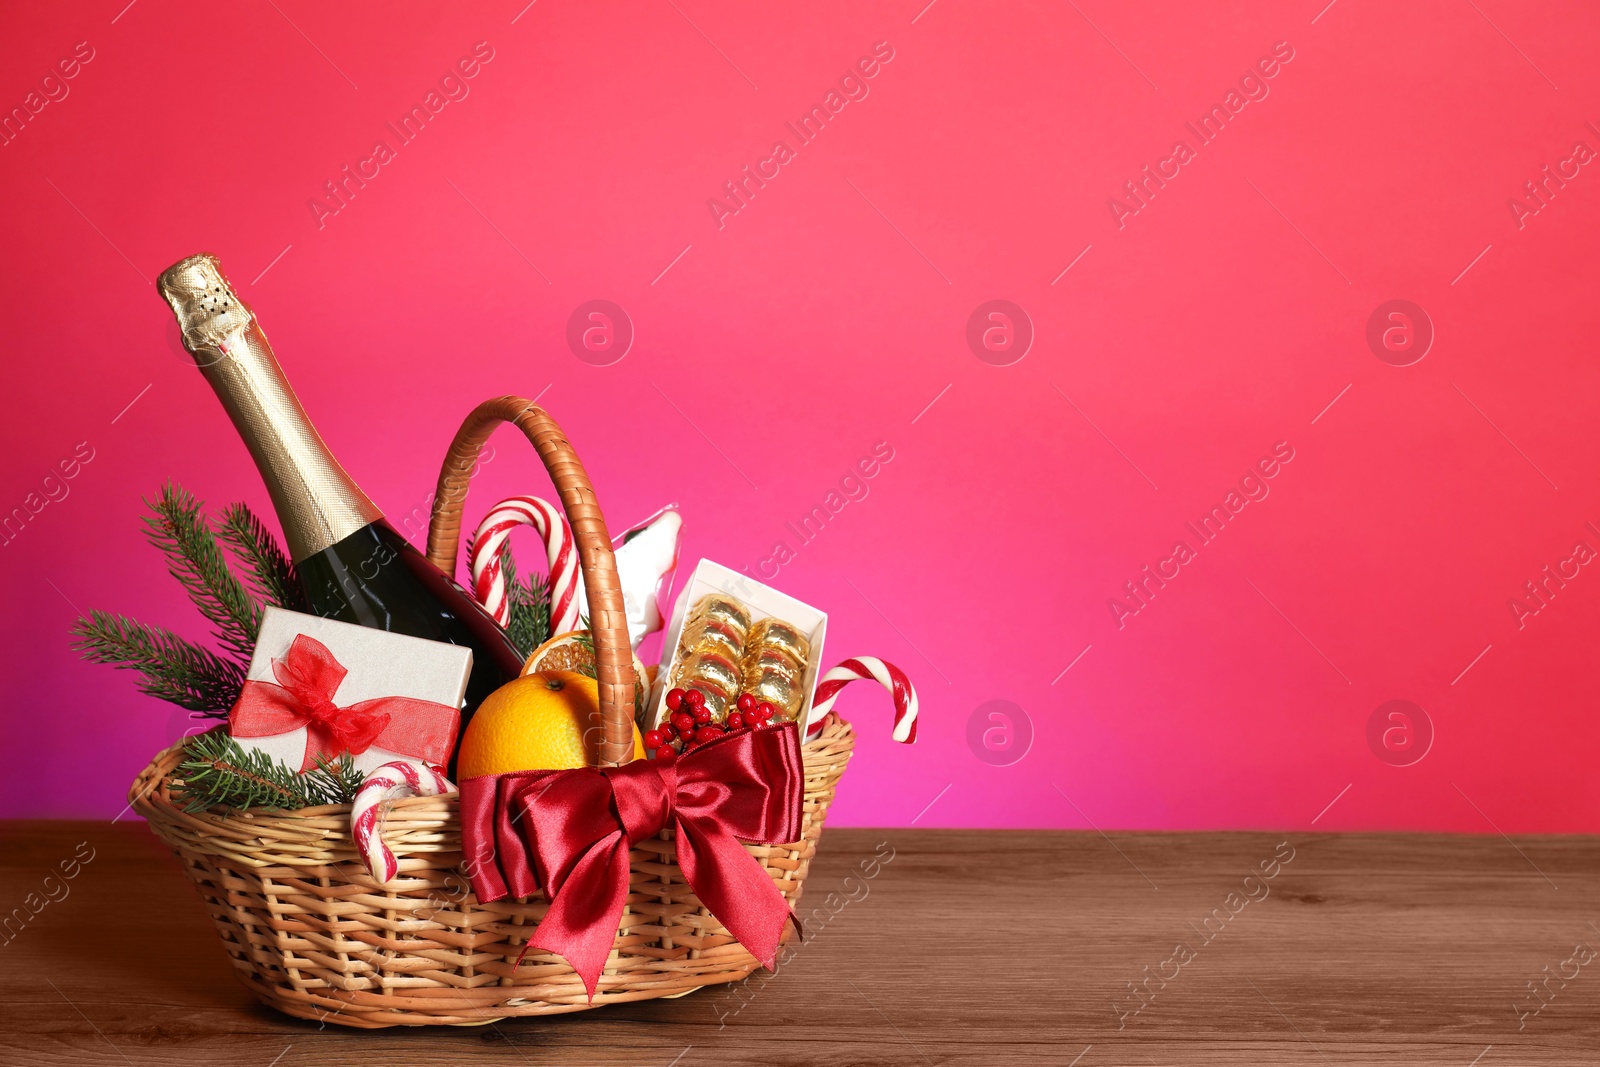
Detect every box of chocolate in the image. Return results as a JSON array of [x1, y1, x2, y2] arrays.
[[648, 559, 829, 736]]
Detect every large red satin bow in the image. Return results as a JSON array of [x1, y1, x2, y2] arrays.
[[229, 634, 460, 771], [460, 722, 805, 998]]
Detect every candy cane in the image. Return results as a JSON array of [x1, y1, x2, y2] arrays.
[[808, 657, 918, 743], [469, 496, 582, 635], [351, 760, 453, 885]]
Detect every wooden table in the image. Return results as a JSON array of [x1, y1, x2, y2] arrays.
[[3, 822, 1597, 1065]]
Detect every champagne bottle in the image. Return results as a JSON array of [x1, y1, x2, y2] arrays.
[[157, 254, 522, 759]]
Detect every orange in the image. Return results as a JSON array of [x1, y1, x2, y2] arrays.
[[457, 670, 645, 778]]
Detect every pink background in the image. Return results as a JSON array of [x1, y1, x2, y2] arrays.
[[3, 0, 1598, 831]]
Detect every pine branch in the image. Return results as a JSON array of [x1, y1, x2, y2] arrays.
[[499, 545, 552, 659], [173, 730, 364, 812], [217, 502, 306, 613], [73, 484, 307, 715], [70, 610, 244, 715], [142, 483, 260, 662], [571, 629, 597, 679]]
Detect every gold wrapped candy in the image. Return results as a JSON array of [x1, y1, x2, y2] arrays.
[[679, 615, 745, 661], [746, 618, 809, 671], [681, 679, 732, 721], [688, 594, 751, 640], [742, 661, 803, 720], [673, 649, 742, 697], [743, 645, 797, 677], [738, 616, 812, 722]]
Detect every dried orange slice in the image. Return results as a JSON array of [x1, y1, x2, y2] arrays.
[[522, 630, 649, 719]]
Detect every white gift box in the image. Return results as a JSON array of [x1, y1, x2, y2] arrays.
[[649, 560, 828, 734], [231, 607, 473, 776]]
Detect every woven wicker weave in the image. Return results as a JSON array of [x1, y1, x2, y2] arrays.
[[130, 716, 852, 1027], [127, 396, 855, 1027]]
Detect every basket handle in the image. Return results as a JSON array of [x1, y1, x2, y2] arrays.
[[425, 395, 635, 767]]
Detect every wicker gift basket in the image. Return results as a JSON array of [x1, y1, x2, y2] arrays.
[[130, 397, 856, 1028]]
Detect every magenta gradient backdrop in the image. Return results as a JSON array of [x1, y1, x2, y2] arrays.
[[3, 1, 1599, 831]]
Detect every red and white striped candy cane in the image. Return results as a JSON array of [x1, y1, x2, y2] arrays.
[[351, 760, 453, 885], [469, 496, 582, 635], [808, 657, 918, 743]]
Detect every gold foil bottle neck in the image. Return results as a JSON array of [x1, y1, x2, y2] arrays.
[[156, 253, 384, 563], [157, 253, 255, 352]]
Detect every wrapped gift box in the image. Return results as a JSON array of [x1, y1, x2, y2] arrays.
[[229, 606, 472, 776]]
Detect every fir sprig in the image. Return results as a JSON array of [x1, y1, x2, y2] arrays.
[[71, 611, 245, 714], [173, 730, 364, 812], [571, 629, 597, 678], [217, 502, 306, 614], [143, 483, 260, 662], [499, 547, 552, 659], [71, 487, 296, 716]]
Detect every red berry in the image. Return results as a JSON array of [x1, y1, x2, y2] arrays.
[[654, 744, 677, 761], [692, 705, 712, 724], [726, 712, 744, 730], [757, 701, 777, 722], [662, 720, 679, 738], [736, 693, 756, 713], [666, 688, 685, 710], [672, 711, 696, 735], [644, 729, 665, 749], [695, 725, 722, 744], [685, 688, 706, 708]]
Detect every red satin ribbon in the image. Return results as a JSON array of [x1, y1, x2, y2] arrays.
[[229, 633, 460, 771], [460, 722, 806, 998]]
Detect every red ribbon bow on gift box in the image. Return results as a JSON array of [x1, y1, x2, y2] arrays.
[[460, 722, 805, 998], [230, 634, 460, 771]]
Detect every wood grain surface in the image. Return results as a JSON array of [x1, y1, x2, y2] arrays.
[[2, 822, 1597, 1065]]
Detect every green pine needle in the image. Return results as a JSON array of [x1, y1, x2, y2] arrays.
[[572, 629, 597, 679], [173, 730, 364, 812], [73, 486, 301, 715], [70, 610, 244, 715], [218, 502, 307, 614], [493, 540, 553, 659], [142, 483, 260, 662]]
